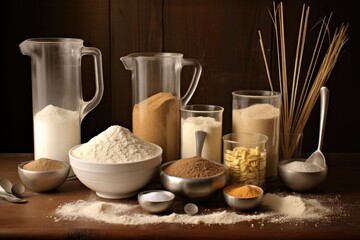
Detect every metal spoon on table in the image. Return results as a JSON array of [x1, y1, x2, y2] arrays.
[[0, 178, 26, 197], [0, 191, 27, 203], [305, 86, 329, 169], [0, 178, 27, 203]]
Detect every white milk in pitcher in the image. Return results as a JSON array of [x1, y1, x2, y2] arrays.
[[33, 105, 80, 178]]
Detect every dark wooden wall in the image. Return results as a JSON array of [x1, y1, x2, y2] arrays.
[[2, 0, 358, 154]]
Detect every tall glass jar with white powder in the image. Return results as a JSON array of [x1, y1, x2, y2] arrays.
[[181, 105, 224, 162], [232, 90, 281, 180]]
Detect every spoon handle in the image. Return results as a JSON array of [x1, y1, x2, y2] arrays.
[[318, 87, 330, 151], [195, 131, 207, 157], [0, 191, 27, 203]]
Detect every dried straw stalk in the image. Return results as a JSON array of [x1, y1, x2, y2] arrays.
[[259, 1, 349, 159]]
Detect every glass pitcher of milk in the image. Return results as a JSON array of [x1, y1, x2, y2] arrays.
[[20, 38, 104, 179]]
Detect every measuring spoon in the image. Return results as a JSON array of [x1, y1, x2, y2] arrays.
[[305, 86, 329, 169], [0, 178, 27, 203], [11, 182, 26, 198]]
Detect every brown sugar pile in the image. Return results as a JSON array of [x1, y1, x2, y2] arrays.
[[225, 184, 262, 198], [132, 92, 180, 162], [163, 156, 226, 178], [23, 158, 64, 171]]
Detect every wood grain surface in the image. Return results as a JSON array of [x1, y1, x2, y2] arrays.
[[0, 153, 359, 239]]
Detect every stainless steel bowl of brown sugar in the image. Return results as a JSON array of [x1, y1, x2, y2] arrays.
[[278, 158, 327, 192], [159, 156, 229, 201], [18, 158, 70, 193], [223, 183, 264, 211]]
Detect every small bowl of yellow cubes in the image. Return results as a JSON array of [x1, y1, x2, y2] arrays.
[[222, 133, 268, 188]]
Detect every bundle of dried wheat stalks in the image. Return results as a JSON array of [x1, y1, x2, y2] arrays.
[[258, 2, 349, 159]]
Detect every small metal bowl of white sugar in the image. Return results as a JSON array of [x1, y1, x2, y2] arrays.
[[138, 190, 175, 214], [278, 158, 327, 192]]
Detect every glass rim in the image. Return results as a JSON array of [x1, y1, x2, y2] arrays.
[[181, 104, 224, 113], [232, 90, 281, 99], [23, 38, 84, 44], [124, 52, 184, 59], [222, 132, 268, 144]]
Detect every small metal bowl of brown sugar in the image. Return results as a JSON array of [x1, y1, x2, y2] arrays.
[[159, 156, 229, 202], [18, 158, 70, 193], [223, 183, 264, 211]]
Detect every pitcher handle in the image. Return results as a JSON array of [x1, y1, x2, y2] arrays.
[[80, 47, 104, 120], [181, 58, 202, 107]]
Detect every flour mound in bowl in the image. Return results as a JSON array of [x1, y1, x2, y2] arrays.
[[71, 125, 160, 163]]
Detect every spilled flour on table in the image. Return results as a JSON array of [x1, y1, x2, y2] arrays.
[[262, 193, 330, 219], [52, 193, 348, 226]]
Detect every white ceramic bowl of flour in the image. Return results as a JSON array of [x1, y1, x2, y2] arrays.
[[68, 125, 163, 199]]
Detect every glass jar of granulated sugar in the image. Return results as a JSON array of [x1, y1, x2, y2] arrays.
[[181, 105, 224, 162], [232, 90, 281, 180]]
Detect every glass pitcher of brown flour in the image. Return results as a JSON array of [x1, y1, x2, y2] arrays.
[[121, 52, 202, 162]]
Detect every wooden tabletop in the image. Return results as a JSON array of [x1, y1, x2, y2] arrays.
[[0, 153, 359, 240]]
